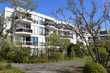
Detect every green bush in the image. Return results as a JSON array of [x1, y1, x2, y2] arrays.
[[98, 47, 108, 55], [83, 56, 93, 63], [54, 52, 64, 61], [83, 62, 107, 73], [0, 62, 12, 70], [7, 47, 30, 63], [29, 54, 48, 64], [67, 43, 85, 58], [0, 63, 25, 73], [37, 54, 48, 63], [0, 39, 30, 63], [98, 47, 108, 65], [48, 52, 64, 62]]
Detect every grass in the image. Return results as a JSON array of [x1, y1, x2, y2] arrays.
[[0, 62, 25, 73], [0, 69, 25, 73]]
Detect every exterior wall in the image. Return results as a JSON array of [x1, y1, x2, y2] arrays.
[[3, 7, 13, 34]]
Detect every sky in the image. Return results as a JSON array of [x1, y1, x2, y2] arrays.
[[0, 0, 104, 17], [0, 0, 109, 29], [37, 0, 66, 17], [0, 0, 67, 17]]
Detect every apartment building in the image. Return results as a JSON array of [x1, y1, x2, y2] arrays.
[[88, 31, 110, 43], [3, 7, 76, 53]]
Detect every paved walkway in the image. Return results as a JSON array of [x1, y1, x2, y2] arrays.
[[12, 61, 84, 73]]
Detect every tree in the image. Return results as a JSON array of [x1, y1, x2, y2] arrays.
[[55, 0, 110, 67], [60, 38, 70, 52], [47, 31, 71, 52], [67, 42, 86, 58], [46, 31, 71, 61], [48, 31, 61, 47]]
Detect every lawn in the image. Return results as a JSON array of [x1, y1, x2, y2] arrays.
[[0, 62, 25, 73]]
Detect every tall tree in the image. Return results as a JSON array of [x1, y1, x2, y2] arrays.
[[55, 0, 110, 67]]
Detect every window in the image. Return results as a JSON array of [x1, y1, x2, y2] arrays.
[[39, 17, 44, 25], [39, 27, 45, 35], [39, 20, 44, 25], [31, 37, 38, 45]]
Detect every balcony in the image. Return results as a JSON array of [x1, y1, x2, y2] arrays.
[[45, 25, 58, 30], [26, 41, 32, 45], [15, 12, 33, 23], [60, 34, 73, 38], [21, 41, 32, 48], [16, 28, 32, 33], [59, 30, 73, 38], [15, 28, 32, 35], [15, 17, 32, 23]]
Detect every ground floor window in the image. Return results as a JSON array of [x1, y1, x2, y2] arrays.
[[31, 37, 38, 46]]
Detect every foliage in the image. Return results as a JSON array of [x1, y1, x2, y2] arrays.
[[47, 31, 71, 50], [36, 54, 48, 63], [0, 62, 25, 73], [0, 38, 30, 63], [98, 47, 108, 55], [60, 38, 70, 50], [55, 0, 110, 67], [101, 40, 110, 49], [97, 47, 109, 65], [83, 62, 107, 73], [48, 31, 61, 46], [0, 69, 25, 73], [0, 62, 12, 70], [49, 52, 64, 62], [83, 56, 93, 64], [0, 0, 37, 63], [67, 43, 74, 58], [67, 43, 85, 58], [8, 47, 30, 63]]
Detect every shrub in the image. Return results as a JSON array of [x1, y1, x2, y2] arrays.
[[54, 52, 64, 61], [83, 56, 93, 63], [83, 62, 107, 73], [0, 38, 31, 63], [0, 63, 25, 73], [98, 47, 108, 65], [0, 62, 11, 70], [67, 43, 85, 58], [37, 54, 48, 63], [0, 69, 25, 73], [48, 52, 64, 62]]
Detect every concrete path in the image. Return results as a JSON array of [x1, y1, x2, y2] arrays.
[[12, 61, 84, 73]]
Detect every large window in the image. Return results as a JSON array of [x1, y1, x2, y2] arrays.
[[31, 37, 38, 46]]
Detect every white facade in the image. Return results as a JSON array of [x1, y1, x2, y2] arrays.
[[3, 7, 77, 52]]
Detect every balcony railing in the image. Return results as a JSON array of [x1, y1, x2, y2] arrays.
[[16, 28, 32, 33], [14, 11, 33, 22], [60, 34, 73, 38], [22, 41, 32, 45]]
